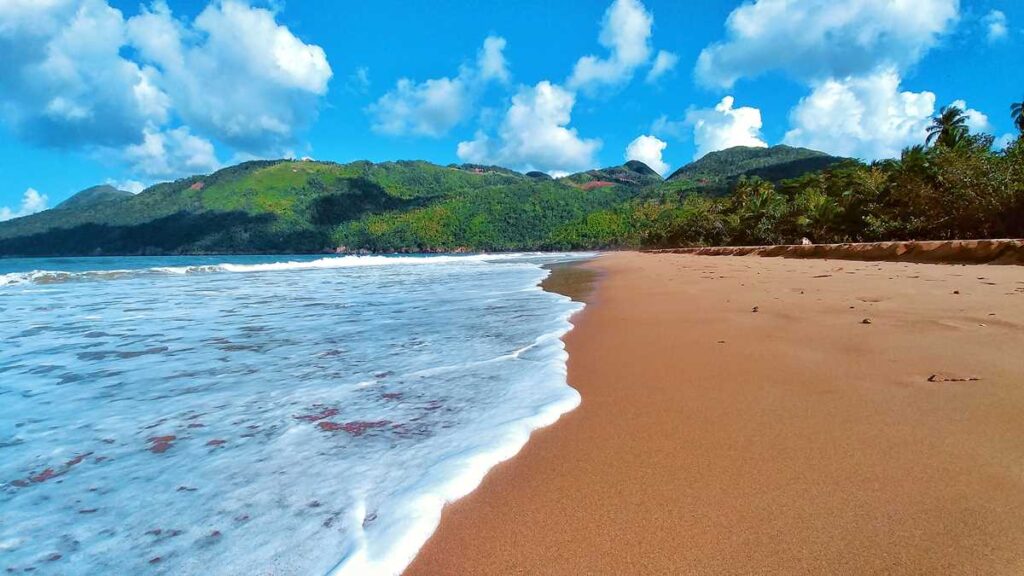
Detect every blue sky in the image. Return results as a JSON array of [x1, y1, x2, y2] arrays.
[[0, 0, 1021, 217]]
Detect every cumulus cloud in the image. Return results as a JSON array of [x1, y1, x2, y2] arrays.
[[0, 0, 169, 148], [950, 99, 991, 134], [0, 0, 331, 181], [126, 0, 332, 154], [368, 77, 472, 137], [567, 0, 654, 92], [685, 96, 768, 159], [696, 0, 960, 88], [478, 36, 511, 83], [457, 81, 601, 174], [624, 135, 669, 175], [123, 127, 221, 179], [368, 35, 508, 137], [0, 188, 49, 222], [105, 179, 146, 194], [784, 69, 935, 160], [645, 50, 678, 83], [983, 10, 1008, 43]]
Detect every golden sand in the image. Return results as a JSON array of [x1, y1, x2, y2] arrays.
[[406, 252, 1024, 575]]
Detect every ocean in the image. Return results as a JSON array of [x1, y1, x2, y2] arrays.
[[0, 253, 588, 575]]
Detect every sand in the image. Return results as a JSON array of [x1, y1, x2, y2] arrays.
[[405, 252, 1024, 575]]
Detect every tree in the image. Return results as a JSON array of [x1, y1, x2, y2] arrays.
[[926, 106, 969, 148], [1012, 98, 1024, 134], [731, 178, 789, 245]]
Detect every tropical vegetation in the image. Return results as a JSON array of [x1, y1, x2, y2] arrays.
[[0, 104, 1021, 256]]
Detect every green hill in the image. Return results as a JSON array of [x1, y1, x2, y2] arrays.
[[666, 145, 845, 195], [54, 185, 134, 211], [0, 159, 664, 255], [0, 145, 881, 256]]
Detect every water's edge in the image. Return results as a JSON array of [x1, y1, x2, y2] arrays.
[[387, 258, 604, 576]]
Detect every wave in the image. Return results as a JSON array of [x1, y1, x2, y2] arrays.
[[329, 299, 583, 576], [0, 253, 576, 287]]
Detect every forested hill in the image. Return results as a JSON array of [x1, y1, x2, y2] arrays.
[[0, 159, 665, 255], [666, 145, 845, 194], [54, 185, 135, 211], [2, 135, 1020, 256]]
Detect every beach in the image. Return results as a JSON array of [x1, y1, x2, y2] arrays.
[[406, 251, 1024, 575]]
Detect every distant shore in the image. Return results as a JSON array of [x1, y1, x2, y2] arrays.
[[406, 251, 1024, 574]]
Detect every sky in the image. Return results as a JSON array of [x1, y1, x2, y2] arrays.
[[0, 0, 1021, 218]]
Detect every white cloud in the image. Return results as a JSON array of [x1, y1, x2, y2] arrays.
[[346, 66, 371, 95], [368, 77, 472, 137], [368, 35, 508, 137], [996, 133, 1017, 150], [0, 188, 49, 221], [123, 127, 221, 178], [568, 0, 654, 92], [650, 114, 685, 139], [126, 0, 332, 154], [0, 0, 170, 147], [624, 135, 669, 175], [646, 50, 678, 83], [0, 0, 332, 181], [686, 96, 768, 159], [478, 36, 510, 83], [105, 178, 146, 194], [950, 99, 990, 133], [696, 0, 960, 88], [784, 69, 935, 160], [457, 81, 601, 174], [983, 10, 1008, 43]]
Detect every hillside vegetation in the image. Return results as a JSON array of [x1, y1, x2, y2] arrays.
[[54, 185, 135, 211], [1, 113, 1022, 256]]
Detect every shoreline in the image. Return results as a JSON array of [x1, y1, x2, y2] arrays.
[[406, 251, 1024, 574]]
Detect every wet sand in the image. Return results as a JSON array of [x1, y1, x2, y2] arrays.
[[406, 252, 1024, 575]]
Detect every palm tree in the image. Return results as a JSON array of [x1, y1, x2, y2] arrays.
[[925, 106, 969, 148], [1012, 98, 1024, 134], [899, 145, 931, 175]]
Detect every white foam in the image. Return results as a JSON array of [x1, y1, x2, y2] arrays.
[[0, 252, 590, 575], [330, 301, 581, 576], [0, 253, 586, 287]]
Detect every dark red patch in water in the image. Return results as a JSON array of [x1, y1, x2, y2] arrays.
[[317, 420, 391, 435], [30, 468, 57, 483], [317, 421, 344, 432], [296, 407, 339, 422], [342, 421, 390, 436], [206, 439, 226, 447], [381, 392, 403, 400], [148, 436, 176, 454]]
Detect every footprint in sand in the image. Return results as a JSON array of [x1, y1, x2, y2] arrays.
[[857, 296, 886, 303]]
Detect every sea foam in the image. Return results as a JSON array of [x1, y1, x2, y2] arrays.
[[0, 253, 587, 575]]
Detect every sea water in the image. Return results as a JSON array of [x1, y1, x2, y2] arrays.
[[0, 253, 589, 575]]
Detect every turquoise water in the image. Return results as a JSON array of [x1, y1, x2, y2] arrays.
[[0, 253, 588, 575]]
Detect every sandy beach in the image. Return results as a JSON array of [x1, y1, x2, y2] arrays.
[[406, 251, 1024, 575]]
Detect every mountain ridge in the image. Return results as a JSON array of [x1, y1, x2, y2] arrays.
[[0, 146, 843, 256], [667, 145, 846, 194]]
